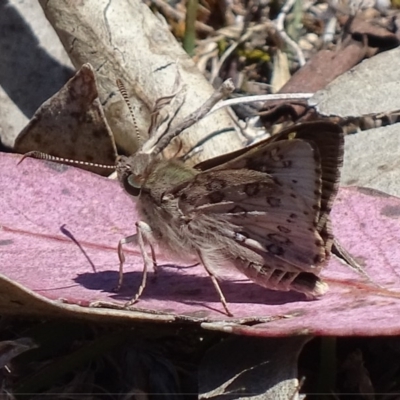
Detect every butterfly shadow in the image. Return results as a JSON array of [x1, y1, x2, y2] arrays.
[[74, 264, 310, 308]]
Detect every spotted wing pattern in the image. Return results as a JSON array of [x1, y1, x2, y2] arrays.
[[173, 122, 343, 296]]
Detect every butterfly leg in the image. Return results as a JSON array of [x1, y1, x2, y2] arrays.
[[124, 221, 157, 307], [197, 252, 233, 317], [116, 233, 138, 291]]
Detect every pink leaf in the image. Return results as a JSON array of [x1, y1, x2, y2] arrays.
[[2, 153, 400, 335]]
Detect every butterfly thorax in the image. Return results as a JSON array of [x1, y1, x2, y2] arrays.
[[141, 159, 199, 204], [122, 157, 199, 255]]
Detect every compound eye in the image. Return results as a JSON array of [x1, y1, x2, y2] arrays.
[[122, 174, 141, 197]]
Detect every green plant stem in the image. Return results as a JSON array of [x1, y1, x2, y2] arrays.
[[183, 0, 198, 56]]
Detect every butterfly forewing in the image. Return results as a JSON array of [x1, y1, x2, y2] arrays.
[[211, 139, 322, 214], [173, 121, 344, 296], [177, 141, 323, 259], [195, 121, 343, 213]]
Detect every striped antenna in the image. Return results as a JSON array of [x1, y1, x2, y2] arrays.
[[18, 151, 116, 169], [116, 79, 141, 143]]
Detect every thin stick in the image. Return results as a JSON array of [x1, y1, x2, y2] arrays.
[[274, 0, 306, 66], [210, 29, 253, 84], [151, 0, 213, 34], [209, 92, 313, 114]]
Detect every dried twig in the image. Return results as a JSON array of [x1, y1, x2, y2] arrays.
[[151, 0, 213, 34], [210, 92, 313, 114], [210, 29, 253, 84], [323, 13, 338, 43], [274, 0, 306, 66]]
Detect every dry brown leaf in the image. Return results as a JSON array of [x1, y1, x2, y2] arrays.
[[15, 64, 117, 175]]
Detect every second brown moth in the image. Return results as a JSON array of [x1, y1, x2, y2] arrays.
[[23, 80, 344, 316]]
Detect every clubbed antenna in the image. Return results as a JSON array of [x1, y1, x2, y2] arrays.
[[116, 79, 141, 144], [18, 151, 116, 169]]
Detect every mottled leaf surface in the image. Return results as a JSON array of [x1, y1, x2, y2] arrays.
[[2, 153, 400, 335]]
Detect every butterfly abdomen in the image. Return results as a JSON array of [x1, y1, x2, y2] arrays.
[[233, 258, 328, 297]]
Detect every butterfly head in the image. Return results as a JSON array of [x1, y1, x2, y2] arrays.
[[116, 152, 157, 197]]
